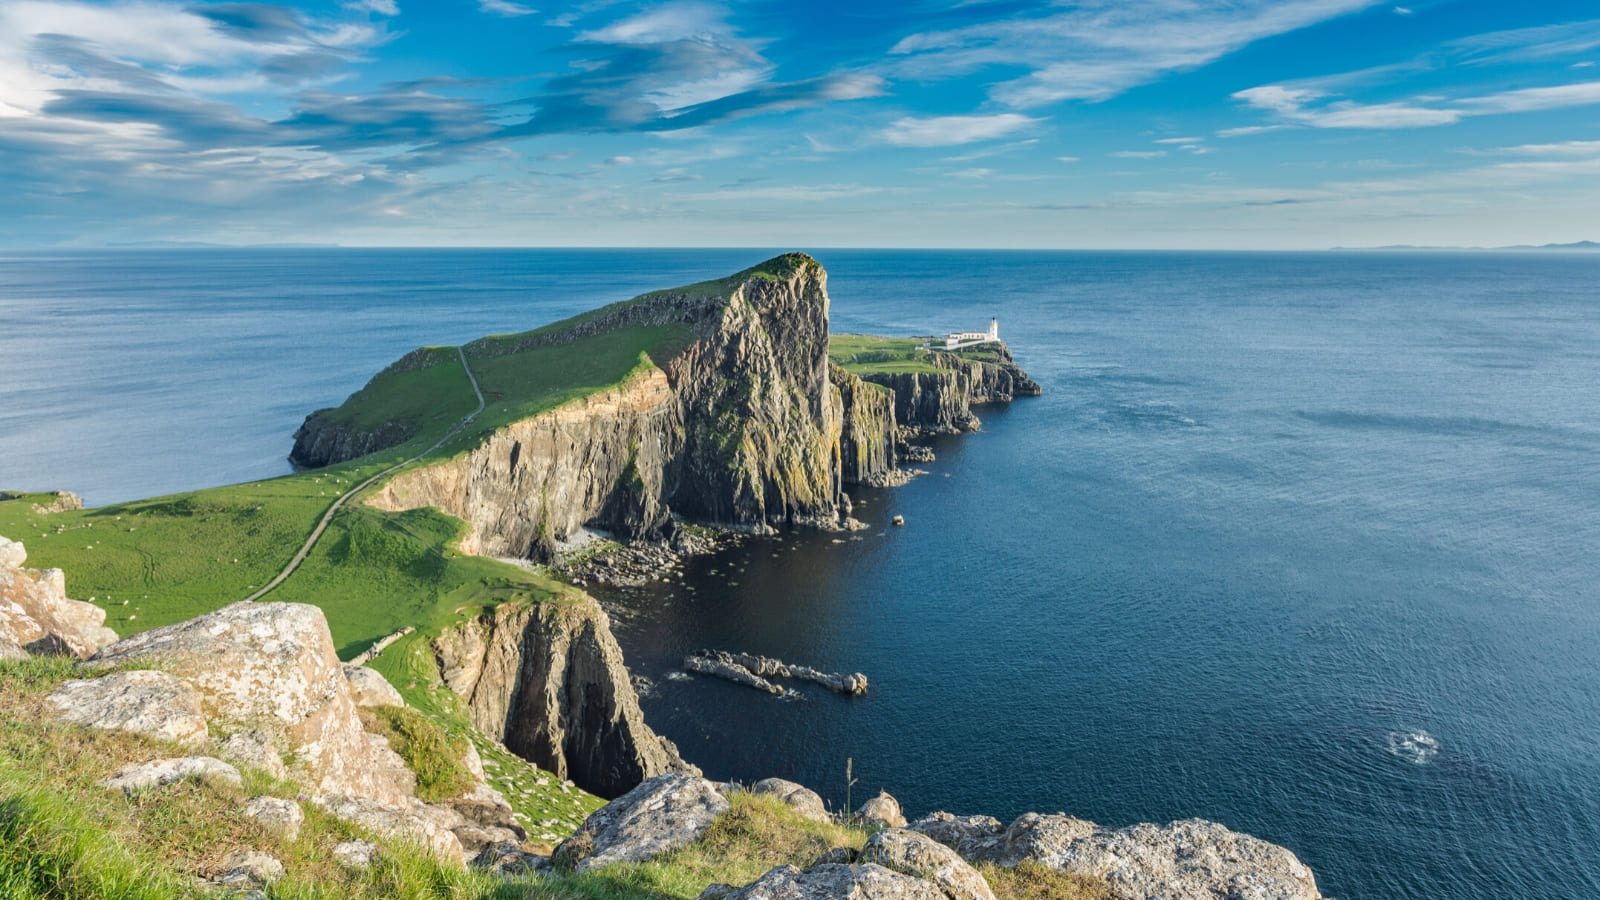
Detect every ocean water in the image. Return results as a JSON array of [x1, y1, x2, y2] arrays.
[[3, 249, 1599, 900]]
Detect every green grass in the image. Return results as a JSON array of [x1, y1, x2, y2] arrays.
[[828, 333, 1005, 376], [361, 706, 476, 803], [307, 347, 477, 439]]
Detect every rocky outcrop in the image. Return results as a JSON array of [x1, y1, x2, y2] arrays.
[[831, 363, 899, 486], [0, 535, 117, 659], [684, 649, 867, 697], [554, 772, 730, 873], [29, 491, 83, 514], [343, 665, 404, 708], [101, 756, 243, 793], [433, 595, 693, 799], [289, 347, 459, 468], [88, 601, 416, 807], [862, 344, 1039, 436], [857, 790, 908, 829]]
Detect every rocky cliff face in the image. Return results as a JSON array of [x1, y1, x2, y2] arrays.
[[433, 594, 694, 799], [830, 363, 898, 486], [863, 343, 1040, 435]]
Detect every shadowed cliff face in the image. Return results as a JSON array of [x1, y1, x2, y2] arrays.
[[433, 596, 693, 799], [864, 344, 1042, 435]]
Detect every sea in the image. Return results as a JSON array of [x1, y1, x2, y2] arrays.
[[3, 248, 1598, 900]]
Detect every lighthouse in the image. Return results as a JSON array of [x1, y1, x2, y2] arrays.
[[989, 317, 998, 340]]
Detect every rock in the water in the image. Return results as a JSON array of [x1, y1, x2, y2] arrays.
[[316, 795, 467, 866], [91, 601, 413, 806], [859, 828, 995, 900], [555, 772, 730, 873], [215, 850, 284, 888], [102, 756, 242, 793], [342, 664, 405, 708], [713, 863, 947, 899], [751, 778, 831, 824], [46, 670, 209, 747], [332, 840, 378, 871], [857, 790, 908, 828], [906, 812, 1007, 862], [0, 535, 117, 659], [999, 814, 1323, 900], [244, 796, 304, 841]]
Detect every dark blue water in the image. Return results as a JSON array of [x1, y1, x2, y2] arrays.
[[3, 249, 1598, 900]]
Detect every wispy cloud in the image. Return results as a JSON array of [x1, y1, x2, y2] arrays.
[[479, 0, 536, 16], [1111, 150, 1167, 159], [880, 113, 1041, 147], [889, 0, 1379, 107], [1233, 79, 1600, 129]]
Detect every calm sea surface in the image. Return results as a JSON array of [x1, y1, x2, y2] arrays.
[[3, 249, 1598, 900]]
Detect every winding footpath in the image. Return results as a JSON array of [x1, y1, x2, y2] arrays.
[[242, 346, 485, 603]]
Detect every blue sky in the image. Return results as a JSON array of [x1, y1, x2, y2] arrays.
[[2, 0, 1598, 248]]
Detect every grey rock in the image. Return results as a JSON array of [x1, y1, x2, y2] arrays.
[[316, 795, 467, 866], [812, 847, 857, 866], [555, 772, 730, 873], [342, 664, 404, 708], [215, 850, 284, 887], [715, 863, 947, 899], [0, 636, 26, 661], [332, 840, 378, 871], [0, 536, 117, 659], [857, 791, 908, 829], [214, 729, 289, 782], [244, 796, 303, 841], [101, 756, 242, 793], [473, 842, 551, 877], [452, 824, 524, 855], [860, 828, 995, 900], [907, 812, 1007, 862], [447, 781, 523, 835], [998, 814, 1323, 900], [697, 885, 738, 900], [46, 670, 208, 747], [751, 778, 831, 824]]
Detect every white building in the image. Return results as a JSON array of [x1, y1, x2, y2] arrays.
[[945, 317, 998, 349]]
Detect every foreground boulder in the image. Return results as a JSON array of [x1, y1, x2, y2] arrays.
[[316, 796, 467, 866], [706, 863, 947, 900], [46, 669, 209, 747], [555, 772, 730, 873], [857, 790, 908, 828], [0, 535, 117, 658], [101, 756, 242, 793], [859, 829, 995, 900], [751, 778, 831, 824], [906, 813, 1007, 862], [89, 601, 414, 806]]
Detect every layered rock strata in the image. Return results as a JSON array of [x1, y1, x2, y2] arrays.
[[862, 343, 1041, 436], [432, 595, 694, 799]]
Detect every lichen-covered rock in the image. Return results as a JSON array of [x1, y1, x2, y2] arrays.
[[244, 797, 304, 841], [215, 849, 284, 887], [343, 664, 404, 708], [434, 596, 693, 799], [214, 729, 290, 782], [47, 670, 208, 747], [857, 790, 908, 828], [101, 756, 242, 793], [998, 814, 1323, 900], [907, 812, 1007, 863], [713, 863, 948, 899], [316, 795, 467, 866], [859, 829, 995, 900], [555, 772, 730, 873], [332, 840, 378, 871], [474, 842, 550, 877], [446, 781, 523, 835], [90, 601, 413, 807], [751, 778, 831, 824], [0, 535, 117, 658]]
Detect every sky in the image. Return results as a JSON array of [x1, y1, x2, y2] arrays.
[[2, 0, 1599, 248]]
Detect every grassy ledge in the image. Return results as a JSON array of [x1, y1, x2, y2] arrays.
[[828, 333, 1004, 376]]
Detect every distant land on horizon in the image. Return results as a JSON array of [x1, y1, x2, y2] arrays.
[[16, 240, 1598, 253]]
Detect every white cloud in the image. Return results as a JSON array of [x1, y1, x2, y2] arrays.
[[1488, 139, 1600, 156], [1111, 150, 1166, 159], [879, 113, 1041, 147], [1459, 80, 1600, 114], [889, 0, 1379, 108], [1393, 6, 1412, 15], [1217, 124, 1285, 137], [348, 0, 399, 15], [1057, 155, 1079, 162], [479, 0, 535, 16], [604, 155, 634, 165], [1233, 78, 1600, 130], [949, 168, 992, 179], [578, 2, 726, 44], [1153, 136, 1202, 144]]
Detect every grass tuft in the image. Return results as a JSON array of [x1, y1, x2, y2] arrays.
[[361, 705, 475, 803]]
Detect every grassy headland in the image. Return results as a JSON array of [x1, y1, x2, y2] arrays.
[[828, 333, 1004, 376]]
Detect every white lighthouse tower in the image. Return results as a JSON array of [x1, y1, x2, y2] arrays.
[[988, 317, 998, 340]]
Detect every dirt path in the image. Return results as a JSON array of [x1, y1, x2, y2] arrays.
[[243, 346, 485, 603]]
